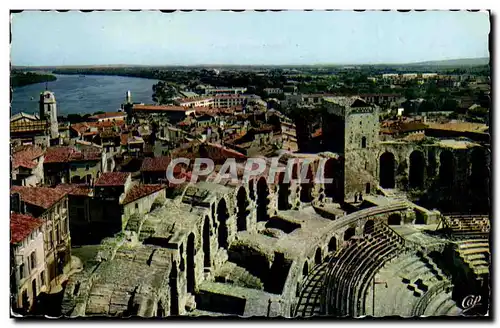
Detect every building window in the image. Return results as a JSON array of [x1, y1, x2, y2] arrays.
[[19, 263, 25, 280], [30, 251, 37, 270], [135, 203, 139, 210], [48, 229, 53, 248], [55, 225, 60, 244], [361, 136, 367, 149], [40, 271, 45, 288], [21, 290, 28, 309]]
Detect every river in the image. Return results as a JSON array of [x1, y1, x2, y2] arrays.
[[10, 74, 159, 116]]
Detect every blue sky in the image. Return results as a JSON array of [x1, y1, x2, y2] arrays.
[[10, 10, 490, 66]]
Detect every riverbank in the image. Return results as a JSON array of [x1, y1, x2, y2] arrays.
[[52, 68, 160, 81], [11, 71, 57, 88]]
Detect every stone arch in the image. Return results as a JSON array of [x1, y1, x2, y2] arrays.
[[248, 179, 256, 201], [179, 244, 185, 272], [470, 148, 488, 181], [210, 203, 216, 226], [256, 177, 270, 222], [277, 172, 291, 210], [314, 247, 322, 265], [324, 158, 337, 198], [236, 186, 249, 231], [187, 232, 195, 293], [300, 164, 314, 203], [388, 213, 402, 225], [409, 150, 425, 189], [203, 216, 211, 268], [469, 147, 490, 212], [428, 149, 437, 177], [328, 236, 337, 253], [216, 198, 229, 249], [379, 152, 396, 188], [363, 219, 375, 234], [169, 261, 179, 316], [439, 150, 455, 186], [415, 210, 425, 224], [156, 301, 165, 317], [344, 227, 355, 241], [302, 261, 309, 276]]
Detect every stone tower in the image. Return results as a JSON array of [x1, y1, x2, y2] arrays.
[[322, 97, 379, 201], [39, 90, 59, 139]]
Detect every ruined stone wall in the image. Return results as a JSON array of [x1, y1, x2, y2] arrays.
[[122, 189, 166, 227]]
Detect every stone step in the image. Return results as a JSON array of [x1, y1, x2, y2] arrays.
[[214, 261, 263, 290], [424, 292, 452, 316], [459, 248, 490, 256], [459, 242, 489, 249], [439, 299, 460, 316]]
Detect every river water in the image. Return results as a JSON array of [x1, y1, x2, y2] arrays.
[[11, 74, 159, 116]]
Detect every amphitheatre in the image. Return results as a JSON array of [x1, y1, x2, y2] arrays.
[[60, 98, 490, 318]]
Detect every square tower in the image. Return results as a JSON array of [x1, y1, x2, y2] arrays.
[[322, 97, 379, 200], [39, 91, 59, 140]]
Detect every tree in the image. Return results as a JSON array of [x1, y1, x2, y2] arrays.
[[467, 106, 488, 118], [67, 114, 83, 123], [440, 99, 459, 112], [152, 81, 177, 105], [419, 100, 437, 112]]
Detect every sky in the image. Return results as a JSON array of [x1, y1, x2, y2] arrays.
[[10, 10, 490, 66]]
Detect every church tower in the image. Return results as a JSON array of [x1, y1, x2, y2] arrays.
[[39, 90, 59, 139]]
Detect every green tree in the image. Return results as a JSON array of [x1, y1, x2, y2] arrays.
[[440, 99, 459, 112], [152, 81, 177, 104]]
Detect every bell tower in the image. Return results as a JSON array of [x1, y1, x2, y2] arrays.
[[39, 90, 59, 139]]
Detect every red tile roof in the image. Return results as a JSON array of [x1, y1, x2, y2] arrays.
[[44, 145, 102, 163], [122, 184, 166, 205], [202, 143, 247, 161], [11, 186, 67, 210], [12, 145, 44, 169], [55, 184, 92, 196], [69, 149, 102, 161], [141, 156, 171, 172], [70, 122, 90, 134], [10, 213, 43, 244], [44, 146, 75, 163], [95, 172, 131, 186]]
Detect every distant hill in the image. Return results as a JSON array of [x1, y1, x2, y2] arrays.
[[12, 57, 490, 71], [409, 57, 490, 67]]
